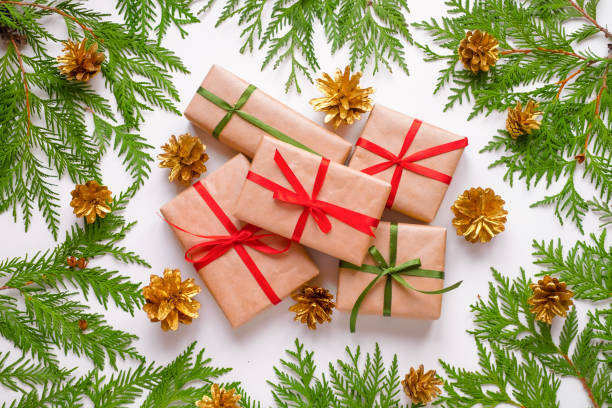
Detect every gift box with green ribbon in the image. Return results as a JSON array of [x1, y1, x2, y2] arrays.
[[336, 222, 462, 332], [184, 65, 352, 163]]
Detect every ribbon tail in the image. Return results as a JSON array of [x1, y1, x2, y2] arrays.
[[391, 275, 463, 295], [350, 271, 386, 333]]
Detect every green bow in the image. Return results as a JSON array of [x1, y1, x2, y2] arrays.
[[340, 223, 462, 333], [196, 86, 319, 155]]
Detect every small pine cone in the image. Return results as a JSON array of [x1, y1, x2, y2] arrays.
[[289, 285, 335, 330], [506, 100, 543, 139], [78, 319, 88, 331], [458, 29, 500, 73], [310, 65, 374, 129], [158, 133, 208, 185], [195, 384, 241, 408], [76, 257, 88, 269], [66, 256, 78, 267], [528, 275, 574, 325], [451, 187, 508, 243], [402, 365, 443, 405], [57, 38, 104, 82], [0, 25, 27, 48], [70, 181, 112, 224]]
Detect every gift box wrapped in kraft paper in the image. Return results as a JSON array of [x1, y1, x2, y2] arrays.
[[160, 154, 319, 328], [348, 104, 468, 222], [184, 65, 352, 163], [234, 136, 391, 265], [336, 222, 462, 332]]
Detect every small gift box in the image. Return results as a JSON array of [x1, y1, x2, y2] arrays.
[[348, 104, 468, 222], [234, 137, 391, 265], [160, 154, 319, 328], [336, 222, 461, 332], [184, 65, 352, 163]]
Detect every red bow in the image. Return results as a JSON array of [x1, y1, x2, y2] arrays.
[[246, 149, 379, 242], [357, 119, 468, 207], [163, 181, 286, 305]]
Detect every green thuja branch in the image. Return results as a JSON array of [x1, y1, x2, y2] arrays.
[[0, 0, 188, 237], [437, 269, 611, 408], [200, 0, 413, 92], [0, 186, 148, 374], [415, 0, 611, 232], [532, 230, 611, 301], [269, 339, 409, 407], [588, 196, 612, 228]]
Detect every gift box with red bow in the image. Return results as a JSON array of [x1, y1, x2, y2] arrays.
[[348, 105, 468, 222], [160, 154, 319, 328], [234, 137, 391, 265]]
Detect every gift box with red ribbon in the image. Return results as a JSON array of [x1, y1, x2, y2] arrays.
[[348, 104, 468, 222], [234, 137, 391, 265], [160, 154, 319, 328]]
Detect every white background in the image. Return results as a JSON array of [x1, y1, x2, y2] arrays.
[[1, 1, 610, 406]]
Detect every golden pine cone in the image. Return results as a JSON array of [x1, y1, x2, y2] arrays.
[[57, 38, 104, 82], [142, 268, 201, 332], [70, 180, 113, 224], [528, 275, 574, 325], [158, 133, 209, 185], [310, 65, 374, 129], [195, 384, 241, 408], [289, 285, 335, 330], [506, 100, 543, 139], [458, 30, 499, 73], [451, 187, 508, 243], [401, 365, 443, 405]]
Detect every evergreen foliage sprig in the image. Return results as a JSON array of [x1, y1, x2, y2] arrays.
[[269, 339, 410, 408], [0, 0, 188, 237], [200, 0, 413, 92], [414, 0, 611, 232], [3, 342, 260, 408], [436, 269, 611, 408], [0, 187, 147, 373]]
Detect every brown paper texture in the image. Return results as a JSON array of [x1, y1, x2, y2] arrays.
[[234, 137, 391, 265], [348, 104, 466, 222], [336, 222, 446, 320], [160, 154, 319, 328], [184, 65, 352, 163]]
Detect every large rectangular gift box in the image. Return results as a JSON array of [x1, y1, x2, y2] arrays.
[[160, 154, 319, 328], [184, 64, 352, 163], [337, 222, 460, 332], [348, 104, 468, 222], [234, 136, 391, 265]]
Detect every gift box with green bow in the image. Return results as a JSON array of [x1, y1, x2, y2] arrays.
[[336, 222, 461, 332]]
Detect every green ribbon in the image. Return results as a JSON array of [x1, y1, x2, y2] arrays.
[[340, 222, 462, 333], [196, 86, 320, 156]]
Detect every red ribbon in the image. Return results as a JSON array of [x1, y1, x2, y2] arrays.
[[163, 181, 285, 305], [357, 119, 468, 207], [246, 149, 379, 242]]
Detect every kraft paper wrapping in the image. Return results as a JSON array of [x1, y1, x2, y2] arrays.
[[184, 65, 352, 163], [348, 104, 466, 222], [234, 137, 391, 265], [336, 222, 446, 320], [160, 154, 319, 328]]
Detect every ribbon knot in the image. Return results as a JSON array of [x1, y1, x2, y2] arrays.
[[357, 119, 468, 207]]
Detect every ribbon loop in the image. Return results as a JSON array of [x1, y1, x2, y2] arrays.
[[356, 119, 468, 207], [247, 149, 379, 242], [342, 222, 462, 332]]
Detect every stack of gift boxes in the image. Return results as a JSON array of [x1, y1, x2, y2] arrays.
[[161, 65, 468, 331]]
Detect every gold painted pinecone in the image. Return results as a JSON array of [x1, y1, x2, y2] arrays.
[[402, 365, 443, 405], [528, 275, 574, 325], [506, 100, 543, 139], [57, 38, 104, 82], [458, 29, 500, 73], [289, 285, 335, 330], [310, 66, 374, 129], [451, 187, 508, 243], [142, 268, 201, 332], [70, 180, 112, 224], [195, 384, 241, 408], [158, 133, 209, 185]]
